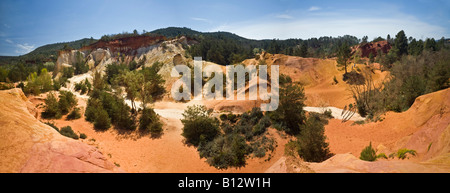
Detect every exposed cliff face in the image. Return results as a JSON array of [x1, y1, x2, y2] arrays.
[[0, 89, 122, 173], [354, 40, 391, 58], [54, 36, 196, 100]]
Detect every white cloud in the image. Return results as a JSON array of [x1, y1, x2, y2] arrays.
[[15, 43, 35, 54], [308, 6, 321, 11], [211, 10, 448, 40], [275, 14, 293, 19], [5, 39, 13, 44], [191, 17, 211, 23]]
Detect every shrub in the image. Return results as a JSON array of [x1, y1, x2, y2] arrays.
[[139, 108, 163, 137], [94, 108, 111, 131], [58, 91, 77, 115], [62, 67, 74, 79], [198, 134, 251, 169], [227, 113, 238, 123], [323, 109, 334, 119], [23, 68, 53, 95], [79, 133, 87, 139], [333, 76, 338, 85], [376, 153, 388, 159], [390, 148, 417, 160], [252, 115, 271, 136], [219, 114, 228, 122], [87, 89, 136, 131], [85, 98, 101, 122], [44, 121, 59, 132], [237, 108, 267, 140], [66, 107, 81, 120], [220, 121, 234, 134], [41, 92, 61, 119], [297, 114, 333, 162], [59, 126, 79, 140], [285, 140, 300, 157], [359, 142, 377, 162], [181, 105, 219, 146]]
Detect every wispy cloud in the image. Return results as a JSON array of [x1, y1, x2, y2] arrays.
[[15, 43, 35, 54], [5, 39, 13, 44], [308, 6, 321, 11], [191, 17, 211, 23], [275, 14, 293, 19]]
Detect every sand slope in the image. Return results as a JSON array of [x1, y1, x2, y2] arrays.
[[0, 89, 121, 173]]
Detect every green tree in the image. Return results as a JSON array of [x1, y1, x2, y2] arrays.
[[24, 72, 40, 95], [74, 51, 89, 75], [268, 77, 306, 135], [393, 30, 408, 57], [337, 42, 351, 74], [0, 66, 8, 82], [114, 70, 143, 114], [424, 38, 437, 51], [297, 114, 333, 162], [94, 108, 111, 130], [62, 67, 74, 79], [361, 36, 368, 44], [300, 43, 308, 57], [140, 62, 166, 104], [359, 142, 377, 161]]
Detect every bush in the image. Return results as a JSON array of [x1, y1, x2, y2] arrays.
[[23, 68, 53, 95], [94, 108, 111, 131], [359, 142, 377, 161], [297, 114, 333, 162], [86, 90, 136, 131], [323, 109, 333, 119], [41, 92, 61, 119], [66, 107, 81, 120], [44, 121, 59, 132], [252, 115, 271, 136], [389, 148, 417, 160], [376, 153, 388, 159], [181, 105, 220, 146], [59, 126, 79, 140], [62, 67, 74, 79], [58, 91, 77, 115], [198, 134, 251, 169], [79, 133, 87, 139], [85, 98, 102, 122], [219, 114, 228, 122], [139, 108, 163, 137]]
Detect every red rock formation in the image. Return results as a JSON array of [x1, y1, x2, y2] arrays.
[[81, 35, 166, 55], [355, 40, 391, 58]]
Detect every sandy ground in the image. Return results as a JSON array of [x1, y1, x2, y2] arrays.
[[29, 91, 292, 172]]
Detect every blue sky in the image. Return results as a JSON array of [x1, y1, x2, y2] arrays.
[[0, 0, 449, 56]]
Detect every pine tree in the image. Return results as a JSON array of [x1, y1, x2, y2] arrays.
[[394, 30, 408, 56], [297, 114, 333, 162], [337, 42, 351, 74]]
